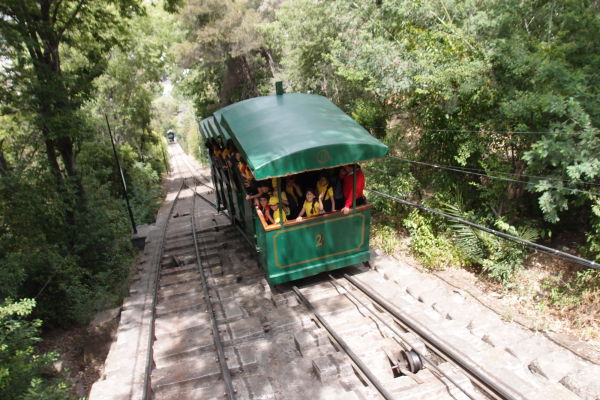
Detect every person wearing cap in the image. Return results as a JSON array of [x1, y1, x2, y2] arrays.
[[268, 179, 291, 216], [268, 196, 287, 224]]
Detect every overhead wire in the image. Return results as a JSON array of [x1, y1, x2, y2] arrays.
[[385, 156, 600, 197], [419, 129, 599, 136], [364, 124, 600, 136], [365, 188, 600, 270], [396, 162, 600, 188]]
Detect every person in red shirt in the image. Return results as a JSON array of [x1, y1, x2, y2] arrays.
[[339, 164, 365, 214]]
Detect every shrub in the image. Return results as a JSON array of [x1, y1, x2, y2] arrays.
[[443, 202, 539, 284], [403, 210, 458, 270], [0, 299, 72, 400]]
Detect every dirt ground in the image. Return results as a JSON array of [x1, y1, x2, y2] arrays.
[[41, 325, 111, 398]]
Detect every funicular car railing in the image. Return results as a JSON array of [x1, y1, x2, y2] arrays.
[[255, 204, 373, 232]]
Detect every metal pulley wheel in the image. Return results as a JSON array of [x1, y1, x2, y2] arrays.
[[400, 349, 424, 374]]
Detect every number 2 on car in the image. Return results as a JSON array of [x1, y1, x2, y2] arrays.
[[316, 234, 324, 247]]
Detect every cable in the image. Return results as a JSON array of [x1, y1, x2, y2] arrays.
[[365, 188, 600, 270], [367, 126, 600, 136], [399, 162, 600, 188], [385, 156, 600, 197], [420, 129, 599, 136]]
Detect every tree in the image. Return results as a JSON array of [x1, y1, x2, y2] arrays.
[[174, 0, 275, 114], [0, 299, 72, 399], [0, 0, 142, 200]]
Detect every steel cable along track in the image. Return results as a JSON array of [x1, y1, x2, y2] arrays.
[[293, 281, 482, 400], [292, 286, 396, 400], [293, 271, 524, 400]]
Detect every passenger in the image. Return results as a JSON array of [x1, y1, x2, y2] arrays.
[[296, 189, 324, 221], [269, 178, 291, 216], [257, 194, 272, 222], [316, 175, 336, 212], [268, 196, 287, 224], [222, 140, 236, 167], [221, 144, 230, 162], [285, 175, 303, 216], [236, 152, 254, 182], [213, 142, 223, 167], [246, 180, 271, 204], [339, 164, 366, 214]]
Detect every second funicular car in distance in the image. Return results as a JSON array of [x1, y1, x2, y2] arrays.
[[200, 92, 388, 284]]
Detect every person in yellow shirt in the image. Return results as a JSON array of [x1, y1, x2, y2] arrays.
[[268, 196, 287, 224], [316, 175, 336, 212], [296, 189, 324, 221], [235, 152, 254, 181]]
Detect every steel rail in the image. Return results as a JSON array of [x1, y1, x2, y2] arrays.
[[179, 147, 216, 191], [344, 274, 521, 400], [191, 179, 237, 400], [292, 286, 396, 400], [327, 275, 481, 400], [186, 180, 218, 209], [142, 179, 185, 400], [327, 275, 481, 399]]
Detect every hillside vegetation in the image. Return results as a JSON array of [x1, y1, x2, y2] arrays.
[[0, 0, 598, 397]]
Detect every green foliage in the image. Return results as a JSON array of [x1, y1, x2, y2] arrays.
[[403, 210, 458, 270], [173, 0, 274, 112], [0, 164, 136, 326], [370, 214, 404, 255], [443, 201, 539, 284], [364, 157, 418, 217], [0, 299, 72, 400], [351, 99, 387, 139], [0, 1, 169, 327], [587, 200, 600, 263]]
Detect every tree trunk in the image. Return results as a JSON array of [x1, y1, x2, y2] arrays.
[[241, 55, 258, 97], [0, 139, 10, 176], [43, 136, 64, 187], [220, 56, 244, 106], [260, 48, 276, 77]]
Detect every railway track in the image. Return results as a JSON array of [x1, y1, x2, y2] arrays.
[[156, 147, 497, 399], [91, 144, 597, 400]]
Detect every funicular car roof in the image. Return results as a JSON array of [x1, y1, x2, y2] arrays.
[[213, 93, 388, 180], [199, 118, 213, 139]]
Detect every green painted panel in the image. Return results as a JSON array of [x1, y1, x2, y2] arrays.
[[262, 209, 372, 284], [216, 94, 388, 179]]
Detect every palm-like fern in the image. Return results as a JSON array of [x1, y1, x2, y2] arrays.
[[443, 199, 539, 283]]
